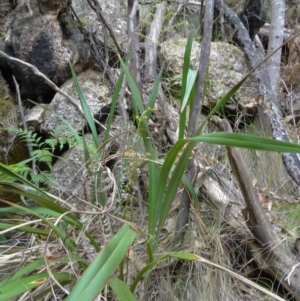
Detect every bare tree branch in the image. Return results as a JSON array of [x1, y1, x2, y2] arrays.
[[128, 0, 142, 96], [173, 0, 215, 244], [12, 75, 37, 174], [267, 0, 285, 101], [214, 0, 300, 187], [144, 2, 166, 81]]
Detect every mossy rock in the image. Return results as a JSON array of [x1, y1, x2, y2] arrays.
[[0, 79, 29, 204], [0, 98, 28, 164]]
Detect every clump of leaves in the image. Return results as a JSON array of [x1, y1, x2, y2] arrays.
[[1, 35, 299, 301]]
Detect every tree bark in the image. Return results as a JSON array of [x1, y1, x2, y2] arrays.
[[128, 0, 142, 95], [144, 2, 166, 81], [267, 0, 285, 101]]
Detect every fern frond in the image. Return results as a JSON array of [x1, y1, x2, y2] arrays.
[[31, 149, 53, 169], [7, 127, 40, 148], [0, 161, 34, 179], [30, 171, 55, 187], [59, 136, 77, 149], [46, 125, 80, 151], [49, 124, 70, 136], [44, 138, 58, 152]]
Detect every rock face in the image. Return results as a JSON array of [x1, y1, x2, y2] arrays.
[[72, 0, 127, 54], [50, 135, 89, 203], [50, 115, 126, 206], [160, 38, 260, 114], [0, 0, 90, 102], [40, 69, 112, 133], [0, 71, 28, 165], [0, 70, 28, 204]]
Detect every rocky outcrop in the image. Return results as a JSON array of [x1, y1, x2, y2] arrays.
[[40, 69, 112, 133], [0, 0, 90, 102], [160, 38, 260, 114], [49, 115, 128, 207], [72, 0, 127, 53], [50, 134, 91, 204]]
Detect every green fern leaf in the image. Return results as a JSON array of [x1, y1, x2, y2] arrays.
[[31, 149, 53, 169]]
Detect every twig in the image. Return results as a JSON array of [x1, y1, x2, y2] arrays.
[[86, 0, 124, 57], [87, 29, 116, 85], [12, 75, 37, 174], [0, 51, 83, 113], [285, 262, 300, 285], [94, 1, 109, 78], [0, 50, 105, 128], [168, 3, 183, 29]]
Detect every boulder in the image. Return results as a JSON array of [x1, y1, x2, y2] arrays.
[[160, 38, 260, 114], [40, 69, 112, 133], [0, 0, 90, 102]]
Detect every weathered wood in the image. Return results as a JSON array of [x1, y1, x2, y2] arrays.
[[267, 0, 285, 100], [259, 24, 292, 46], [144, 2, 166, 81], [214, 0, 300, 187], [211, 116, 277, 246], [211, 115, 300, 300]]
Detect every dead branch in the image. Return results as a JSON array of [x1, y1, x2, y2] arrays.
[[214, 0, 300, 187], [267, 0, 285, 101], [0, 51, 105, 130], [86, 0, 124, 57], [211, 116, 277, 246], [144, 2, 166, 81], [211, 115, 300, 300], [12, 76, 37, 174], [259, 24, 293, 44], [128, 0, 142, 95]]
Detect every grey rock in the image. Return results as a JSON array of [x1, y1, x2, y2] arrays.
[[41, 69, 111, 133], [160, 38, 260, 114], [1, 0, 90, 101]]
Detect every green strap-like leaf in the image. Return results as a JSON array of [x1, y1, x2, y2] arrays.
[[190, 132, 300, 153], [104, 68, 125, 142], [0, 272, 75, 301], [179, 32, 195, 139], [0, 222, 48, 236], [0, 256, 83, 287], [181, 69, 198, 113], [65, 224, 136, 301], [109, 278, 138, 301], [69, 62, 99, 150]]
